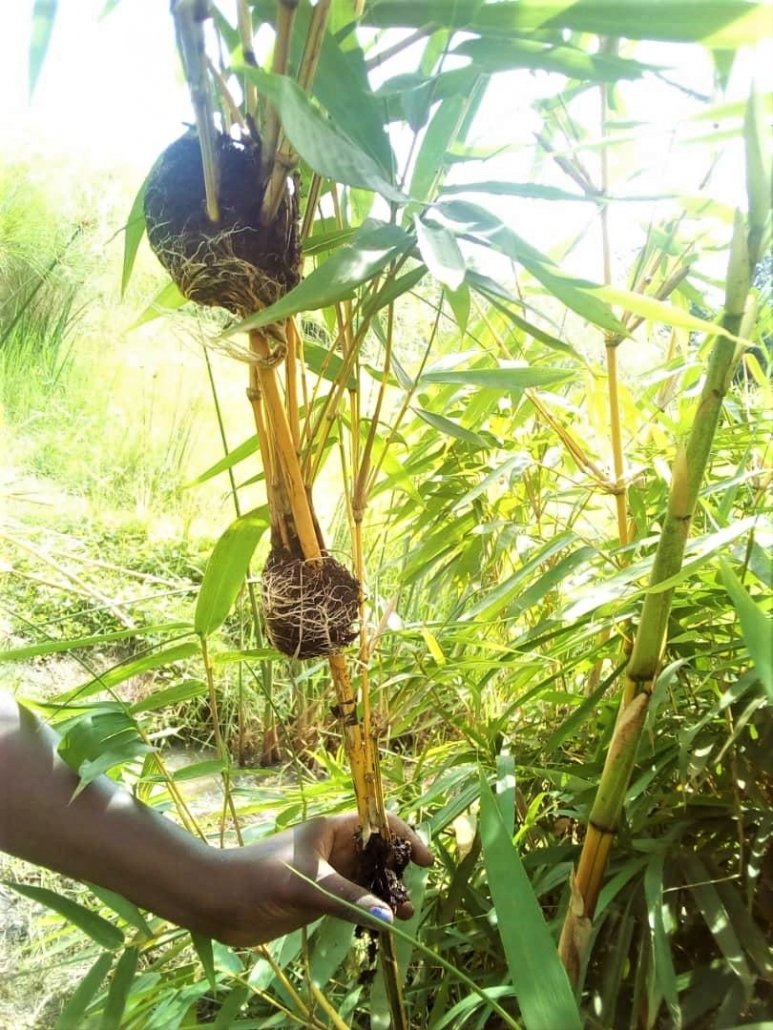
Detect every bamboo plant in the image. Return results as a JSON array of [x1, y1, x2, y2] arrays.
[[558, 91, 770, 987]]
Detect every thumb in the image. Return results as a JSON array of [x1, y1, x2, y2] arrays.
[[314, 866, 394, 927]]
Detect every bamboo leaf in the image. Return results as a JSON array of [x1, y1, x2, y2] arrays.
[[720, 559, 773, 701], [420, 365, 575, 390], [130, 279, 186, 328], [410, 95, 467, 202], [442, 180, 591, 202], [29, 0, 58, 97], [231, 222, 411, 332], [58, 642, 199, 704], [478, 775, 581, 1030], [462, 532, 577, 621], [644, 851, 680, 1024], [679, 854, 754, 989], [212, 987, 250, 1029], [744, 86, 772, 268], [239, 67, 405, 202], [192, 933, 218, 993], [87, 885, 153, 937], [594, 283, 745, 341], [304, 13, 393, 174], [454, 36, 659, 81], [438, 200, 625, 333], [4, 882, 124, 951], [100, 947, 139, 1029], [446, 283, 470, 333], [194, 508, 270, 636], [121, 174, 149, 297], [0, 623, 189, 662], [54, 953, 114, 1030], [414, 216, 466, 291], [363, 1, 768, 48], [186, 437, 260, 487], [130, 678, 207, 714], [414, 408, 489, 447]]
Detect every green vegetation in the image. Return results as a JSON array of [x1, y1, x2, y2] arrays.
[[2, 1, 771, 1027]]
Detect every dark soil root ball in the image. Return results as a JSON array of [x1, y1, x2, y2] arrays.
[[355, 831, 413, 911], [143, 131, 300, 317], [261, 549, 361, 660]]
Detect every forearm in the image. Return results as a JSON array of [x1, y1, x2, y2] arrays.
[[0, 694, 221, 936]]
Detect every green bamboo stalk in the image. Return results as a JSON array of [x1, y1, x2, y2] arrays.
[[559, 205, 758, 987]]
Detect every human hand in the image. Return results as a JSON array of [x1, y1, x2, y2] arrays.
[[204, 813, 433, 946]]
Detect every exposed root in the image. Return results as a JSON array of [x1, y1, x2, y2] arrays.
[[143, 131, 300, 317], [261, 549, 361, 660]]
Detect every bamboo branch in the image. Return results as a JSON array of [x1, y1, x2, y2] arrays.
[[172, 0, 220, 223]]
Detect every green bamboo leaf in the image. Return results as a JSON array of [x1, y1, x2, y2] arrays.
[[302, 10, 393, 173], [170, 759, 227, 781], [239, 67, 405, 202], [54, 952, 114, 1030], [454, 36, 658, 81], [442, 181, 591, 202], [185, 437, 260, 487], [56, 708, 153, 792], [414, 216, 466, 291], [310, 919, 356, 987], [194, 509, 269, 635], [744, 87, 772, 268], [212, 987, 251, 1029], [130, 279, 186, 328], [644, 851, 680, 1024], [680, 854, 754, 988], [129, 678, 207, 714], [496, 751, 516, 835], [29, 0, 58, 97], [192, 933, 218, 993], [446, 282, 470, 333], [121, 174, 149, 297], [594, 283, 745, 341], [58, 642, 199, 704], [420, 365, 575, 390], [415, 408, 489, 447], [87, 885, 153, 937], [4, 882, 124, 951], [364, 1, 768, 48], [100, 947, 139, 1029], [720, 559, 773, 701], [231, 222, 411, 333], [478, 775, 582, 1030], [462, 532, 577, 621], [469, 271, 584, 359], [0, 623, 189, 662], [438, 201, 625, 333], [410, 96, 467, 202]]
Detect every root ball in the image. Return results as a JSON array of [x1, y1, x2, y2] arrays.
[[143, 131, 300, 317], [261, 550, 361, 660]]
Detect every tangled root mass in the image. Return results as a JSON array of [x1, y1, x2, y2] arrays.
[[143, 131, 300, 317], [261, 550, 360, 660]]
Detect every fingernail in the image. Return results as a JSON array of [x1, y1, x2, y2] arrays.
[[368, 905, 393, 923]]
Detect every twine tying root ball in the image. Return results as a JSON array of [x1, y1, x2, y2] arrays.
[[261, 550, 361, 660], [143, 131, 300, 317]]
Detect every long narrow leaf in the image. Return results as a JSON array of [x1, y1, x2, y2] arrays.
[[194, 508, 270, 635], [29, 0, 58, 96], [479, 775, 581, 1030], [4, 881, 124, 951]]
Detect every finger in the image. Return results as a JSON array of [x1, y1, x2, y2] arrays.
[[385, 814, 434, 867], [308, 864, 395, 928]]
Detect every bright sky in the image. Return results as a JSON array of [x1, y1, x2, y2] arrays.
[[1, 1, 190, 170]]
